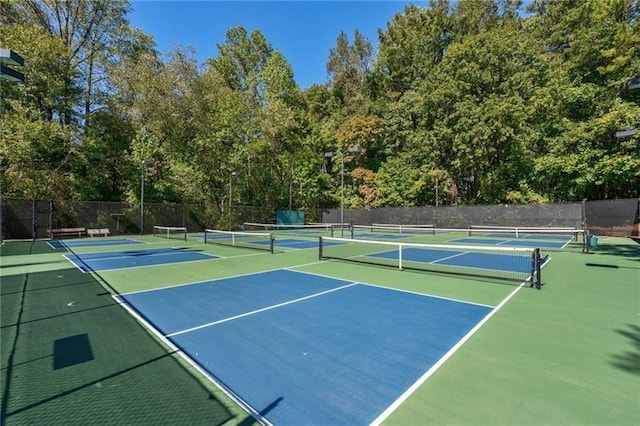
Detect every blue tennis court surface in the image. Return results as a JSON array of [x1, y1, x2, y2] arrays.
[[369, 247, 533, 274], [117, 269, 493, 425], [453, 237, 567, 249], [48, 238, 143, 249], [65, 247, 219, 272]]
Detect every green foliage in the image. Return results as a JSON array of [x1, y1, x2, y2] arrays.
[[0, 24, 79, 198], [375, 156, 425, 207], [327, 30, 374, 114], [376, 2, 451, 95]]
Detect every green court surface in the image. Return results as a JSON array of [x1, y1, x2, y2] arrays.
[[1, 234, 638, 425]]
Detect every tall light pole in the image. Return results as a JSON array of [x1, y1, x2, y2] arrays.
[[435, 174, 439, 207], [140, 160, 149, 234], [430, 170, 445, 207], [289, 164, 294, 211], [325, 146, 361, 236], [229, 171, 236, 211]]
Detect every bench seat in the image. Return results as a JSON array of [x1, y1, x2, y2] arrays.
[[87, 228, 110, 237], [48, 228, 86, 238]]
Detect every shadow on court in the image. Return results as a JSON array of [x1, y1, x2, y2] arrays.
[[238, 397, 284, 426], [0, 240, 59, 256], [611, 323, 640, 376], [588, 238, 640, 259], [1, 242, 238, 425]]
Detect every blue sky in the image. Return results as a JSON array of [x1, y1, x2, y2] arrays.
[[128, 1, 427, 89]]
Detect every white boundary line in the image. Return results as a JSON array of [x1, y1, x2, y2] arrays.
[[284, 267, 495, 309], [113, 263, 533, 424], [350, 246, 532, 281], [119, 267, 290, 296], [112, 294, 273, 426], [453, 236, 570, 251], [67, 248, 215, 262], [323, 236, 537, 253], [47, 237, 147, 249], [359, 281, 495, 309], [370, 281, 527, 426], [166, 282, 359, 337], [62, 253, 89, 273], [63, 249, 220, 274], [47, 240, 67, 249]]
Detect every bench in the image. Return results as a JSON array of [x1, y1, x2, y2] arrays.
[[87, 228, 110, 237], [48, 228, 86, 239]]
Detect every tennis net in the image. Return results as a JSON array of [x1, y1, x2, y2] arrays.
[[469, 224, 579, 235], [243, 222, 344, 237], [467, 225, 586, 250], [153, 225, 187, 240], [353, 224, 436, 235], [204, 229, 274, 253], [319, 236, 543, 288]]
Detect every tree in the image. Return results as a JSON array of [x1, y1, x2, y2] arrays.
[[526, 0, 640, 200], [12, 0, 134, 128], [410, 21, 548, 203], [0, 24, 78, 199], [376, 1, 451, 96], [327, 30, 374, 114]]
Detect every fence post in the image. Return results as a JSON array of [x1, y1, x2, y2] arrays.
[[635, 198, 640, 237], [31, 199, 36, 241], [0, 195, 3, 243]]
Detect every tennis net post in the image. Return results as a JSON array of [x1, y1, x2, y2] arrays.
[[530, 248, 543, 289]]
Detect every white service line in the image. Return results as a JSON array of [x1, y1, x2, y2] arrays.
[[370, 281, 527, 426], [166, 282, 359, 338]]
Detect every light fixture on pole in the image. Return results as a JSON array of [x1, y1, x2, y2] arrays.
[[324, 146, 361, 237], [0, 48, 24, 83], [140, 160, 149, 234], [616, 76, 638, 140], [624, 75, 640, 91], [615, 129, 637, 139]]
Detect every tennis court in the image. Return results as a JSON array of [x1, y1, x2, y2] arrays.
[[368, 246, 541, 274], [48, 238, 144, 249], [1, 230, 638, 425], [117, 269, 493, 424], [452, 237, 568, 249], [350, 226, 586, 253], [64, 247, 219, 273], [202, 228, 346, 251]]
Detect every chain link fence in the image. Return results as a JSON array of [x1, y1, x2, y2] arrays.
[[2, 197, 637, 240], [585, 198, 640, 237], [0, 197, 281, 241], [323, 199, 640, 237], [324, 203, 586, 229]]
